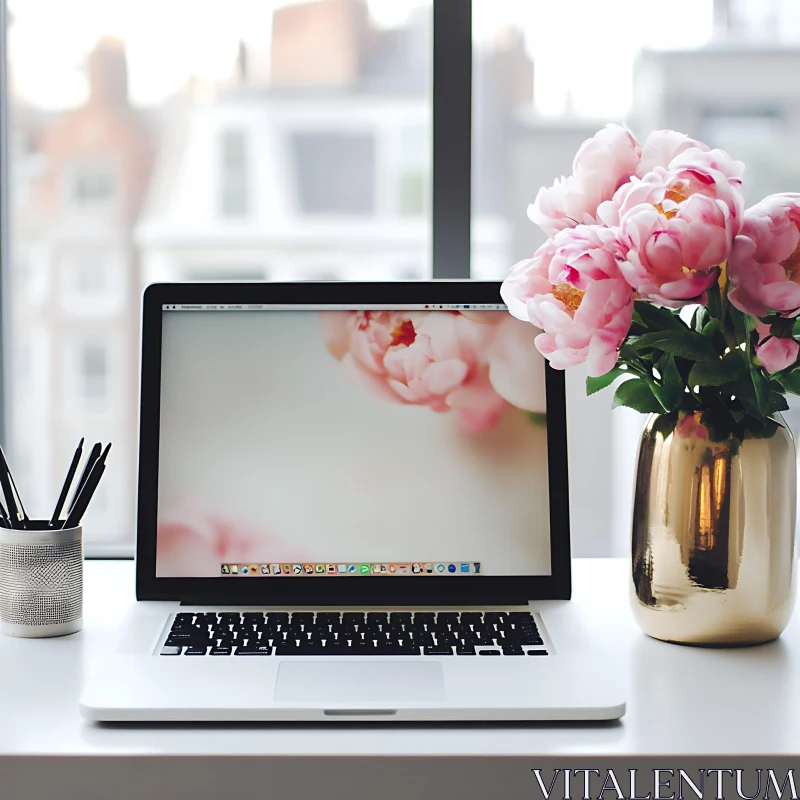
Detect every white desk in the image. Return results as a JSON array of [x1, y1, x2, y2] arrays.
[[1, 559, 798, 800]]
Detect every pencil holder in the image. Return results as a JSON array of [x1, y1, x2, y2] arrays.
[[0, 522, 83, 638]]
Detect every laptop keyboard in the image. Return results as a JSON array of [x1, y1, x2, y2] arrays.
[[160, 610, 547, 656]]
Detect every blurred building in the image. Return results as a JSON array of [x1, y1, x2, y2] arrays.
[[136, 0, 532, 285], [9, 37, 153, 540]]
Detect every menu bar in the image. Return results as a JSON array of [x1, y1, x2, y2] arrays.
[[221, 562, 483, 577], [163, 304, 506, 312]]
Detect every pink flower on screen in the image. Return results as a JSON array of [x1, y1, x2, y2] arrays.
[[320, 310, 545, 432], [156, 509, 298, 577]]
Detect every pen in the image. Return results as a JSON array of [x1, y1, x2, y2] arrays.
[[0, 497, 10, 528], [49, 437, 84, 528], [62, 443, 111, 530], [0, 445, 23, 529], [66, 441, 101, 515]]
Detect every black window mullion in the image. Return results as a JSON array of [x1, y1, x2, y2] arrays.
[[432, 0, 472, 279]]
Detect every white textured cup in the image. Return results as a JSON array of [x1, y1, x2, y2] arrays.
[[0, 522, 83, 638]]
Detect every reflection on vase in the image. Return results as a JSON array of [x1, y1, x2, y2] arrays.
[[631, 411, 797, 646]]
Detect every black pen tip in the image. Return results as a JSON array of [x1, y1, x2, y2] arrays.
[[101, 442, 112, 459], [79, 437, 85, 447]]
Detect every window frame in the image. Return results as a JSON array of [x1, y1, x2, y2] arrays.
[[0, 0, 475, 558]]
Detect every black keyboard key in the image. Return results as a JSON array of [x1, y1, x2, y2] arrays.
[[166, 637, 206, 649], [502, 646, 524, 655], [483, 612, 506, 624], [423, 646, 453, 656], [235, 645, 273, 655], [455, 646, 476, 656], [460, 612, 483, 623], [183, 647, 207, 655], [527, 650, 549, 656], [415, 612, 436, 623], [511, 635, 544, 646], [160, 646, 182, 655], [437, 612, 459, 624], [479, 649, 501, 655], [210, 646, 233, 656], [389, 612, 412, 625]]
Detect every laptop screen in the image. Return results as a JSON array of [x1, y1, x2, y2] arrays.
[[155, 304, 552, 578]]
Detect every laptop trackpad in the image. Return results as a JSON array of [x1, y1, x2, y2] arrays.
[[274, 661, 446, 703]]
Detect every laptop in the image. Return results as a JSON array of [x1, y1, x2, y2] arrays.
[[79, 281, 625, 722]]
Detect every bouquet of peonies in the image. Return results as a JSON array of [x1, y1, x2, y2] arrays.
[[501, 125, 800, 441]]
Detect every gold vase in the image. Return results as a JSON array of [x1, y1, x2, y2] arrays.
[[631, 411, 797, 646]]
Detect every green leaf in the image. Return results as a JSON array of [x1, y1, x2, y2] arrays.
[[777, 369, 800, 395], [701, 318, 724, 339], [769, 316, 795, 339], [732, 374, 760, 417], [634, 330, 719, 361], [688, 352, 747, 386], [768, 393, 790, 414], [634, 302, 685, 331], [793, 319, 800, 337], [750, 365, 770, 417], [729, 304, 748, 346], [612, 379, 664, 414], [652, 354, 683, 411], [586, 367, 627, 397], [526, 412, 547, 427], [706, 280, 723, 320], [746, 416, 781, 439]]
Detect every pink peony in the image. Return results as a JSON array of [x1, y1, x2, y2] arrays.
[[756, 336, 799, 374], [528, 124, 641, 237], [636, 129, 710, 176], [609, 156, 744, 306], [753, 322, 800, 374], [501, 226, 634, 377], [728, 193, 800, 317], [320, 310, 544, 432]]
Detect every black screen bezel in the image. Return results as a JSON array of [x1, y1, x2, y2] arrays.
[[135, 282, 571, 605]]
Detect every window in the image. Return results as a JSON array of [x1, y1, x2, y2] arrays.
[[9, 0, 796, 556], [78, 343, 108, 408], [6, 1, 432, 551], [184, 267, 267, 281], [291, 131, 377, 215], [69, 168, 115, 205], [219, 130, 250, 217], [60, 249, 124, 315], [470, 0, 800, 555]]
